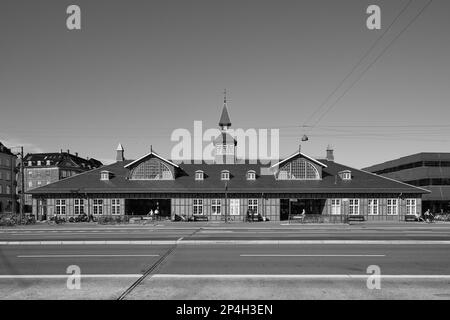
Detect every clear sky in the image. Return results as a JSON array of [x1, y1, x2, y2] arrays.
[[0, 0, 449, 168]]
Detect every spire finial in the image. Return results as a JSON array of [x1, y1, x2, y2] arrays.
[[223, 89, 227, 104]]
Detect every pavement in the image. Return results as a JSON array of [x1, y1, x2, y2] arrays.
[[0, 222, 449, 299]]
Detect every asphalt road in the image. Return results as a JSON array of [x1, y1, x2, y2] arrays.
[[1, 223, 450, 241], [1, 223, 449, 299]]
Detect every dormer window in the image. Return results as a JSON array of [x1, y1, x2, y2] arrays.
[[221, 170, 230, 180], [46, 160, 51, 165], [28, 161, 32, 166], [195, 170, 204, 181], [37, 160, 42, 166], [339, 170, 351, 181], [100, 170, 111, 181], [247, 170, 256, 180]]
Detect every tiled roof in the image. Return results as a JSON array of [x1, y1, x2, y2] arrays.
[[0, 142, 14, 156], [28, 157, 429, 195], [23, 152, 102, 169]]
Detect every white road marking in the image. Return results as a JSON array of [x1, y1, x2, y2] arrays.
[[1, 240, 450, 245], [151, 274, 450, 280], [1, 274, 449, 280], [240, 254, 386, 257], [0, 274, 142, 279], [17, 254, 160, 258]]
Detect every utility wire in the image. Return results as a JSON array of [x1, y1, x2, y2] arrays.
[[308, 0, 434, 131], [302, 0, 414, 127]]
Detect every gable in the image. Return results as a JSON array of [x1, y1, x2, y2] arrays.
[[271, 153, 324, 180], [126, 154, 176, 180]]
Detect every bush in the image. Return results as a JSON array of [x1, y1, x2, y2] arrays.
[[97, 215, 130, 225], [434, 213, 450, 222], [0, 213, 18, 227]]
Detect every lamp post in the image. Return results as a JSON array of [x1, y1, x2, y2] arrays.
[[224, 181, 228, 223]]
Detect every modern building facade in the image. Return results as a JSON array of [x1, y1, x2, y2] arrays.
[[20, 151, 102, 213], [0, 142, 17, 214], [29, 102, 428, 222], [363, 153, 450, 213]]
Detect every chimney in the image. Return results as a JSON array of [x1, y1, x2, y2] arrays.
[[67, 149, 70, 154], [116, 143, 125, 162], [75, 152, 78, 157], [326, 146, 334, 162]]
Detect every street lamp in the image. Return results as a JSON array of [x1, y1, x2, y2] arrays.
[[224, 181, 228, 223]]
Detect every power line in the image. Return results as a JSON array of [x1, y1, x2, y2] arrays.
[[302, 0, 414, 127], [308, 0, 434, 131]]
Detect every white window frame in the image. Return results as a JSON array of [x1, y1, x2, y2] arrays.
[[195, 171, 204, 181], [55, 199, 66, 215], [331, 199, 341, 215], [211, 199, 221, 215], [368, 199, 379, 215], [93, 199, 103, 215], [406, 199, 417, 215], [248, 199, 258, 214], [340, 171, 351, 180], [193, 199, 203, 215], [348, 199, 360, 215], [100, 171, 109, 181], [387, 198, 398, 215], [5, 172, 11, 181], [230, 199, 240, 216], [221, 170, 230, 181], [6, 185, 11, 194], [74, 199, 84, 215], [111, 199, 121, 215], [247, 171, 256, 180]]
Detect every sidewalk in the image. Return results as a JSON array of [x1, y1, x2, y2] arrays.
[[1, 220, 449, 230]]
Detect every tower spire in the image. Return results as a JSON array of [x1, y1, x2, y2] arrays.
[[219, 89, 231, 130]]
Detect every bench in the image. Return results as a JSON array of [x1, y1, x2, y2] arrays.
[[290, 214, 306, 223], [193, 215, 209, 222], [347, 215, 365, 222], [405, 215, 418, 222]]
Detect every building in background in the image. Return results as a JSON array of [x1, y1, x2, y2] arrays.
[[0, 142, 17, 214], [363, 153, 450, 213], [28, 99, 428, 222], [20, 151, 102, 213]]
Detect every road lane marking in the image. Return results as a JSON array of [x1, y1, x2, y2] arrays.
[[240, 254, 386, 257], [1, 240, 450, 245], [151, 274, 450, 280], [0, 274, 142, 279], [17, 254, 160, 258], [1, 274, 450, 280]]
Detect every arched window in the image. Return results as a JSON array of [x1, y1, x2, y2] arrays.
[[195, 170, 204, 181], [339, 170, 352, 181], [221, 170, 230, 180], [247, 170, 256, 180], [130, 158, 173, 180], [277, 158, 320, 180]]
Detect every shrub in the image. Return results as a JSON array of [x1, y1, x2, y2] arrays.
[[97, 215, 130, 225]]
